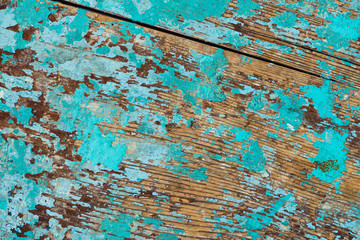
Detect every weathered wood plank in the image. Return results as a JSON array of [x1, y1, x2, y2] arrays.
[[1, 0, 360, 239], [62, 0, 360, 88]]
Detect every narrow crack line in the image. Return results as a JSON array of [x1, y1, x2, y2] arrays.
[[52, 0, 357, 89], [250, 0, 360, 67], [227, 21, 360, 69]]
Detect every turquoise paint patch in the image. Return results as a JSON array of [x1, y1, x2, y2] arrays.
[[96, 46, 111, 55], [235, 0, 261, 18], [1, 54, 13, 64], [157, 232, 179, 240], [197, 85, 226, 102], [124, 167, 151, 182], [192, 49, 228, 102], [166, 143, 189, 163], [78, 125, 127, 170], [227, 126, 267, 172], [302, 80, 334, 118], [248, 91, 265, 111], [0, 136, 52, 176], [271, 91, 304, 132], [198, 49, 228, 84], [189, 166, 208, 181], [231, 85, 255, 95], [17, 105, 34, 125], [310, 128, 348, 184], [101, 214, 134, 239], [143, 48, 230, 106], [66, 9, 90, 44], [271, 11, 298, 29], [242, 141, 267, 172], [125, 0, 229, 27], [315, 13, 360, 51], [207, 190, 295, 238]]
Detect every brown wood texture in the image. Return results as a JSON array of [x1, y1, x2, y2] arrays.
[[0, 0, 360, 239]]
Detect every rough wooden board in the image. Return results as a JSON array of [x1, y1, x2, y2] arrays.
[[61, 0, 360, 88], [1, 0, 360, 239]]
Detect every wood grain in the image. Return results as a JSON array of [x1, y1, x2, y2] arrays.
[[0, 0, 360, 239], [62, 0, 360, 89]]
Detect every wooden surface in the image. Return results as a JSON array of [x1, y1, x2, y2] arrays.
[[1, 0, 360, 239], [64, 0, 360, 88]]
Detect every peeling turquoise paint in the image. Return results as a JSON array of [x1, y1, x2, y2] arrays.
[[168, 164, 208, 181], [70, 0, 360, 87], [271, 11, 298, 29], [302, 80, 335, 118], [77, 0, 229, 27], [66, 9, 90, 44], [157, 232, 179, 240], [310, 128, 348, 184], [77, 125, 127, 170], [248, 91, 265, 111], [225, 126, 267, 172], [271, 91, 305, 132], [1, 0, 360, 239], [101, 214, 133, 239], [235, 0, 261, 19]]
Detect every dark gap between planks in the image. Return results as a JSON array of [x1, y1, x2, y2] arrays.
[[52, 0, 355, 89]]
